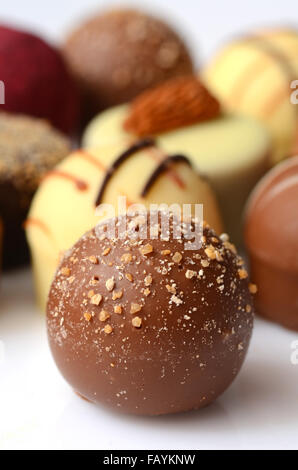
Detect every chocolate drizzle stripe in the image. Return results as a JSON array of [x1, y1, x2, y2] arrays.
[[76, 149, 106, 172], [226, 38, 297, 116], [141, 154, 191, 197], [43, 170, 88, 191], [95, 138, 156, 207], [23, 217, 52, 239], [261, 86, 292, 117], [145, 147, 188, 188]]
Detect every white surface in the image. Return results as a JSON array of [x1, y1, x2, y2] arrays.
[[0, 0, 298, 63], [0, 268, 297, 450]]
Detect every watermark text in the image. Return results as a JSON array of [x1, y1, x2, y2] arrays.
[[95, 198, 204, 250]]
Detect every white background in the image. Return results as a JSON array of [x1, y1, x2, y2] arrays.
[[1, 0, 298, 63], [0, 0, 298, 451]]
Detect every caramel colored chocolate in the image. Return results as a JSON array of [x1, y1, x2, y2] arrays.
[[244, 156, 298, 331], [47, 212, 254, 415]]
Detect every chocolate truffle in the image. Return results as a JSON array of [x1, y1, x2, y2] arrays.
[[47, 211, 254, 415], [83, 76, 271, 245], [244, 156, 298, 331], [62, 8, 194, 121], [203, 31, 298, 163], [0, 113, 71, 267], [0, 24, 79, 134], [0, 218, 3, 268], [26, 139, 223, 309]]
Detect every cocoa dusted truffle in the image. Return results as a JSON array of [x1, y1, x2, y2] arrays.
[[62, 8, 194, 121], [47, 211, 254, 415], [0, 24, 79, 134], [244, 156, 298, 331], [0, 113, 71, 267]]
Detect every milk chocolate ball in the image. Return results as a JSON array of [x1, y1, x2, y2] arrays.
[[47, 212, 254, 415], [244, 156, 298, 331], [62, 9, 194, 121]]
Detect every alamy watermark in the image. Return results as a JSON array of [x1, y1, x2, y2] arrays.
[[290, 80, 298, 104], [95, 197, 204, 250]]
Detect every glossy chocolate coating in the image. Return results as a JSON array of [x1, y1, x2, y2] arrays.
[[47, 212, 254, 415], [244, 156, 298, 330]]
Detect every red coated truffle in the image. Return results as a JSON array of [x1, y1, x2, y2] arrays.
[[244, 156, 298, 331], [47, 212, 254, 415], [0, 25, 79, 134]]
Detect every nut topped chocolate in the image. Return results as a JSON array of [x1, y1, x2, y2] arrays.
[[83, 76, 271, 246], [47, 211, 254, 415], [123, 76, 221, 136]]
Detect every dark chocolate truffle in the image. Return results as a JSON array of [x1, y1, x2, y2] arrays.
[[0, 24, 79, 134], [62, 8, 194, 121], [47, 212, 254, 415], [244, 156, 298, 331], [0, 113, 71, 267]]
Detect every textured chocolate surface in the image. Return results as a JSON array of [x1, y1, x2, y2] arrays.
[[245, 156, 298, 331], [63, 9, 194, 121], [47, 212, 254, 415], [0, 113, 71, 267]]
